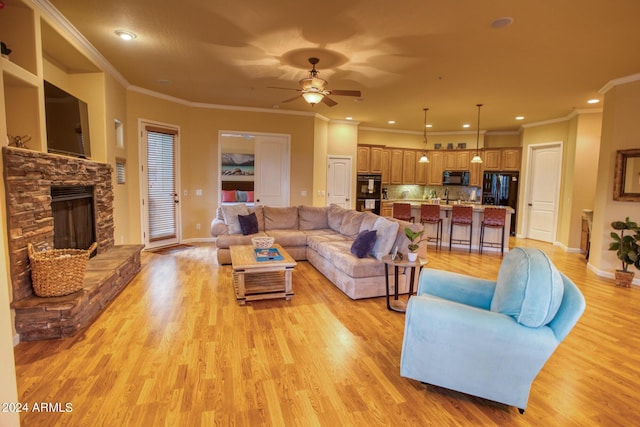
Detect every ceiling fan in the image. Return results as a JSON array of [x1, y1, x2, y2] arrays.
[[269, 57, 361, 107]]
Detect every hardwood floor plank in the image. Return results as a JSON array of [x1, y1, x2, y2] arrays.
[[11, 240, 640, 425]]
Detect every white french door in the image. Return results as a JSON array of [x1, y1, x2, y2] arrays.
[[140, 122, 181, 248]]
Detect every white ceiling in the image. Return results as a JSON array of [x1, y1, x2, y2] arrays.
[[46, 0, 640, 133]]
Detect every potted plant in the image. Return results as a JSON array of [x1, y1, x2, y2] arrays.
[[608, 217, 640, 287], [404, 227, 429, 262]]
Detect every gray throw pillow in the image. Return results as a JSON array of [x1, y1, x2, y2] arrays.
[[350, 230, 377, 258]]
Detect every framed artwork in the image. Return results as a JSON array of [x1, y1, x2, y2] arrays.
[[221, 153, 254, 177]]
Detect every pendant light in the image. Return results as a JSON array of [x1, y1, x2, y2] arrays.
[[471, 103, 483, 164], [418, 108, 430, 163]]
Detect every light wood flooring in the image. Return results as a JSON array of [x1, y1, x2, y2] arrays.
[[12, 239, 640, 426]]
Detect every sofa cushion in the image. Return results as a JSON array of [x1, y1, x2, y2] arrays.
[[238, 212, 259, 235], [350, 229, 377, 258], [328, 204, 349, 232], [314, 240, 386, 278], [490, 247, 564, 328], [248, 205, 264, 231], [221, 204, 249, 234], [299, 205, 329, 230], [264, 206, 299, 230], [370, 217, 399, 260], [306, 232, 351, 252], [265, 229, 308, 247], [359, 212, 380, 233], [215, 231, 268, 249], [340, 210, 365, 237]]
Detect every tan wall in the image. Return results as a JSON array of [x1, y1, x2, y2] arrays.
[[125, 91, 318, 242], [328, 122, 359, 210], [519, 121, 570, 238], [313, 118, 328, 206], [590, 79, 640, 275]]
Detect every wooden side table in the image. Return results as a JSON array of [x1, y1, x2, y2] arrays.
[[382, 255, 427, 312]]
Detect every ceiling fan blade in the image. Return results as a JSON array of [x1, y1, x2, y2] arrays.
[[321, 96, 338, 107], [268, 86, 302, 92], [327, 89, 361, 97], [281, 95, 301, 103]]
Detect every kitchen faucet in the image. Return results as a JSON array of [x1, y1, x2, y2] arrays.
[[444, 188, 450, 204]]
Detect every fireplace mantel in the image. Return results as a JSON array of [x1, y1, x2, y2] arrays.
[[2, 147, 115, 301]]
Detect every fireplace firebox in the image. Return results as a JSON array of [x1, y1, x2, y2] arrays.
[[51, 185, 96, 251]]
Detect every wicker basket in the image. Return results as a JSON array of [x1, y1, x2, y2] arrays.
[[252, 236, 275, 249], [28, 242, 98, 297]]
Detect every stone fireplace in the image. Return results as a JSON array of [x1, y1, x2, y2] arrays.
[[2, 147, 114, 301], [51, 185, 97, 251]]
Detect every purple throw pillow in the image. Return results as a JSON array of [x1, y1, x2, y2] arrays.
[[238, 212, 259, 235], [350, 230, 377, 258]]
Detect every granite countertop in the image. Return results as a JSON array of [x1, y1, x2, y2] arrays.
[[384, 199, 514, 213]]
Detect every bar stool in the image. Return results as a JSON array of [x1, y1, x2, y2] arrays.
[[393, 203, 414, 222], [420, 204, 442, 250], [479, 207, 507, 254], [449, 205, 473, 252]]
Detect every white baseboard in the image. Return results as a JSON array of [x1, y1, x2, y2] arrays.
[[587, 262, 640, 287], [182, 237, 216, 244]]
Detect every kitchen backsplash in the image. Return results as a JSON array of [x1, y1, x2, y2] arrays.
[[385, 185, 481, 202]]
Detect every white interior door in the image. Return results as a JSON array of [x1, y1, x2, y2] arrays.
[[525, 143, 562, 242], [140, 122, 181, 248], [326, 156, 352, 208], [254, 135, 290, 206]]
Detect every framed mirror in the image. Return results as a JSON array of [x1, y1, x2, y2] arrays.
[[613, 149, 640, 201]]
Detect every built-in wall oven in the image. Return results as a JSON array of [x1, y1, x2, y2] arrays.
[[356, 174, 381, 215]]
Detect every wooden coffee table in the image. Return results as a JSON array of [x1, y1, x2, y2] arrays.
[[229, 244, 297, 305]]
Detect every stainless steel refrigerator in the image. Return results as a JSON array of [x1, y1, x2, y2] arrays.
[[482, 172, 519, 235]]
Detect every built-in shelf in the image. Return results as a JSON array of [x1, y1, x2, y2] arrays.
[[2, 57, 40, 87]]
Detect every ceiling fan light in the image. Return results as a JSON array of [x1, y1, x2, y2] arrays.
[[302, 92, 324, 105], [471, 154, 483, 163], [419, 154, 429, 163]]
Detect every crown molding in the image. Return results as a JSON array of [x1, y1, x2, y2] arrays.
[[599, 73, 640, 94], [520, 108, 602, 129]]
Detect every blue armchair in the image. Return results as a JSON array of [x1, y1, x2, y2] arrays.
[[400, 247, 586, 413]]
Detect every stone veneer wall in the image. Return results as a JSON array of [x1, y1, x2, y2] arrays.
[[2, 147, 115, 301]]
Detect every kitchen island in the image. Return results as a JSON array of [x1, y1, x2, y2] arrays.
[[383, 200, 514, 252]]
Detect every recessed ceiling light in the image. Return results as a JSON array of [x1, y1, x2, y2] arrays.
[[425, 124, 433, 128], [587, 99, 600, 104], [491, 17, 514, 29], [462, 124, 470, 128], [345, 117, 353, 120], [115, 30, 137, 41], [388, 120, 396, 124], [515, 116, 524, 120]]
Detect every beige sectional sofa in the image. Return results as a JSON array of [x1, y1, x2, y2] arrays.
[[210, 204, 426, 300]]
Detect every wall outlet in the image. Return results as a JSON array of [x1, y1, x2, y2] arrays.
[[183, 189, 188, 196], [301, 190, 307, 197], [196, 223, 201, 230], [195, 189, 203, 196]]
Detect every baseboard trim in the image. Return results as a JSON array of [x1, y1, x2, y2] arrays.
[[587, 262, 640, 287]]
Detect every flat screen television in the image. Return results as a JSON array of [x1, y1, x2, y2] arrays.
[[43, 80, 91, 158]]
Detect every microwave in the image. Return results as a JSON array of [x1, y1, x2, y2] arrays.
[[443, 170, 470, 186]]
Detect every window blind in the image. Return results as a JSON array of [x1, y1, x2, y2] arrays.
[[146, 130, 176, 242]]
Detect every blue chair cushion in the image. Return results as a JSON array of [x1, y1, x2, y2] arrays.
[[490, 248, 564, 327]]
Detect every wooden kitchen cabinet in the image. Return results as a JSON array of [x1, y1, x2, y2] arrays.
[[501, 148, 521, 171], [444, 150, 471, 170], [428, 151, 444, 185], [415, 152, 428, 185], [402, 150, 416, 184], [369, 146, 384, 173], [482, 149, 501, 170], [381, 201, 394, 217], [381, 149, 391, 184], [390, 149, 404, 184], [357, 146, 370, 173], [481, 148, 521, 171]]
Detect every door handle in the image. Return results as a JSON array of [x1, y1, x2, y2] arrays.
[[528, 203, 532, 206], [174, 193, 179, 204]]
